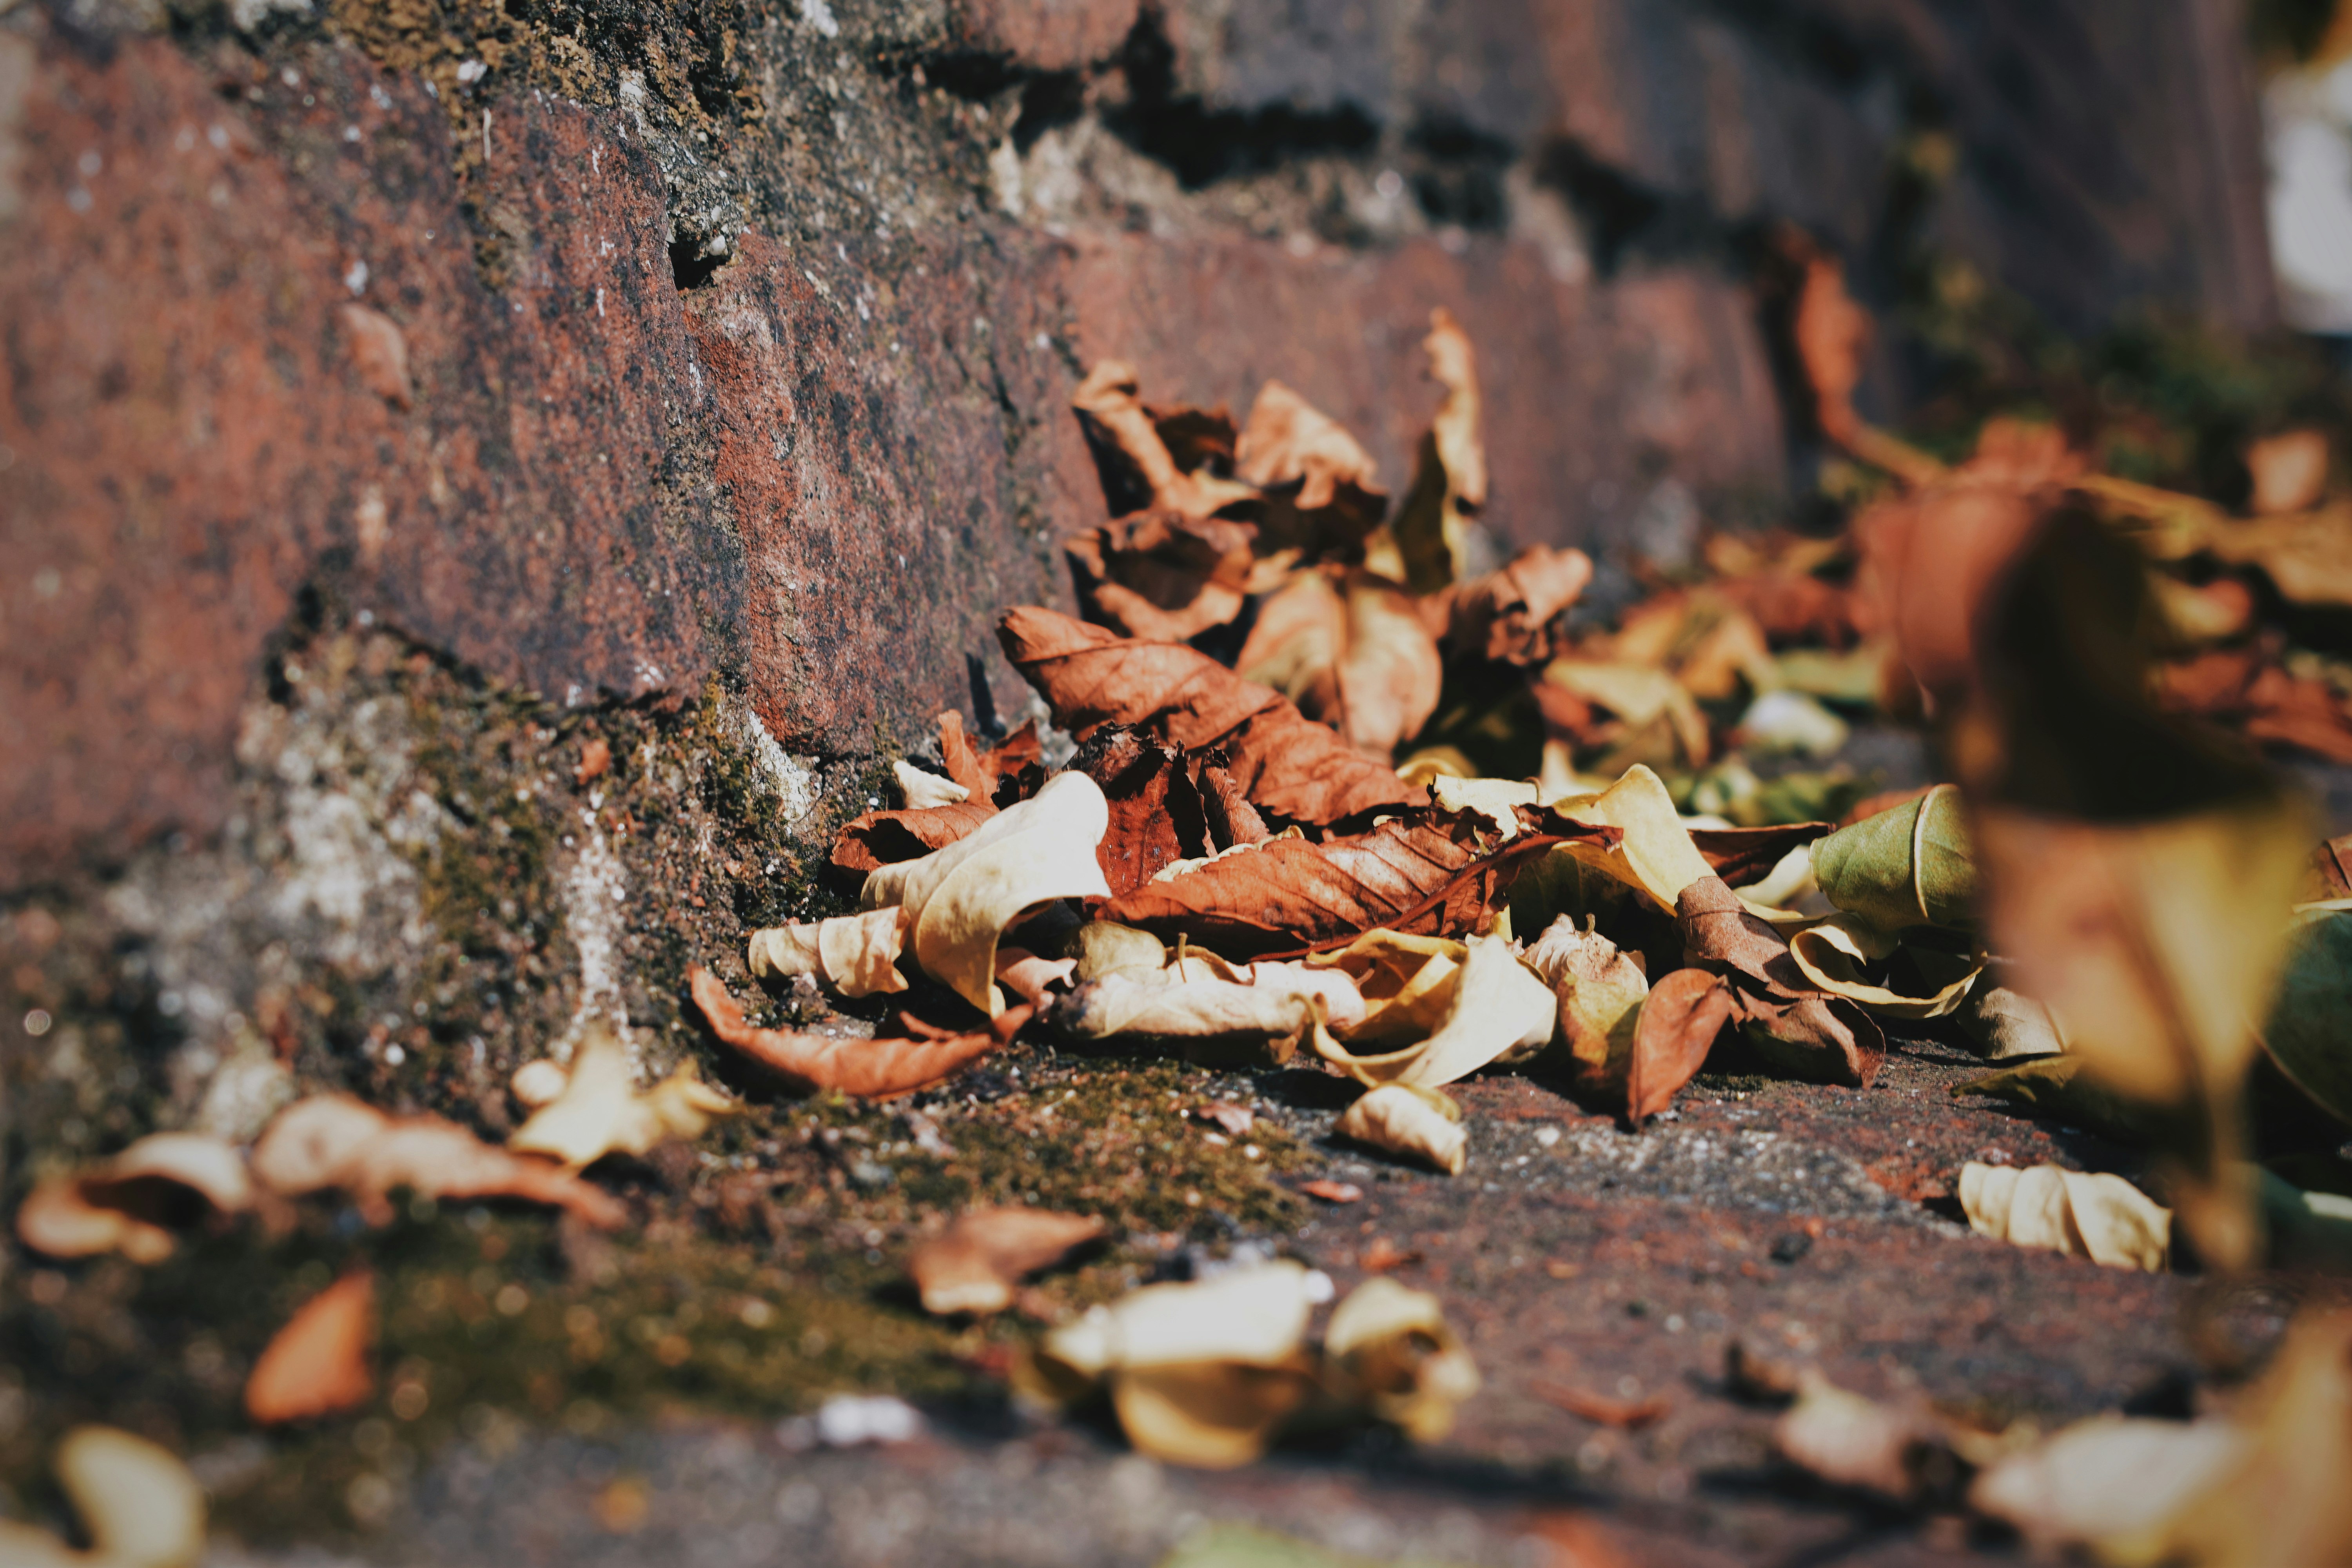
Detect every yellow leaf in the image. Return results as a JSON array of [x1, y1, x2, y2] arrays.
[[1322, 1276, 1480, 1442], [0, 1426, 209, 1568], [508, 1020, 738, 1171], [1958, 1161, 2171, 1272], [14, 1132, 252, 1266], [1787, 915, 1982, 1019], [1311, 934, 1554, 1088], [893, 758, 969, 809], [1966, 1416, 2248, 1557], [1546, 764, 1719, 913], [1336, 1083, 1466, 1175], [864, 771, 1114, 1015], [747, 906, 911, 998]]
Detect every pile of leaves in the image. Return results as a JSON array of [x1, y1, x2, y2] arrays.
[[16, 282, 2352, 1553]]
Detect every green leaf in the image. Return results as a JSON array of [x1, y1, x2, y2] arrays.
[[2260, 909, 2352, 1128], [1809, 783, 1977, 930]]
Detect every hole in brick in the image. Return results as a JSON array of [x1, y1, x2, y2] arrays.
[[670, 237, 729, 291]]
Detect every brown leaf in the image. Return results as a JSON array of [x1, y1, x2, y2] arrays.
[[1235, 379, 1383, 516], [1387, 309, 1486, 594], [1102, 810, 1588, 956], [2157, 645, 2352, 764], [245, 1272, 376, 1425], [1449, 546, 1592, 665], [249, 1095, 625, 1228], [907, 1207, 1105, 1316], [1689, 822, 1835, 888], [1198, 762, 1270, 848], [999, 606, 1424, 824], [1299, 1179, 1363, 1203], [1784, 237, 1944, 486], [935, 710, 993, 801], [1234, 568, 1444, 759], [1678, 875, 1886, 1086], [831, 800, 1000, 881], [1073, 361, 1258, 520], [1073, 727, 1212, 896], [1625, 968, 1736, 1125], [689, 967, 1005, 1098], [1065, 511, 1259, 643]]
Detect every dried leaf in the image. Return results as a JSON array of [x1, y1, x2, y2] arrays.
[[1679, 875, 1886, 1086], [1786, 915, 1982, 1020], [1523, 916, 1681, 1119], [1546, 766, 1720, 914], [1074, 728, 1212, 897], [2249, 429, 2331, 515], [508, 1019, 739, 1170], [1065, 510, 1258, 642], [1234, 379, 1383, 516], [1072, 361, 1258, 521], [894, 759, 970, 810], [1775, 1371, 1935, 1500], [1967, 1415, 2249, 1557], [1312, 933, 1556, 1088], [245, 1272, 376, 1425], [1235, 568, 1443, 759], [1958, 1161, 2171, 1271], [1449, 546, 1593, 666], [1048, 970, 1324, 1064], [2259, 908, 2352, 1126], [1336, 1083, 1467, 1175], [0, 1427, 208, 1568], [1539, 663, 1711, 769], [1689, 822, 1835, 889], [1388, 309, 1485, 594], [995, 947, 1078, 1007], [689, 967, 1006, 1098], [831, 800, 1000, 881], [748, 907, 911, 998], [862, 771, 1113, 1015], [1104, 809, 1581, 956], [1951, 965, 2069, 1060], [1034, 1261, 1322, 1469], [1000, 606, 1423, 825], [2105, 1309, 2352, 1568], [1622, 969, 1734, 1125], [16, 1132, 253, 1264], [1808, 784, 1976, 931], [1428, 776, 1539, 838], [249, 1095, 626, 1227], [1322, 1276, 1480, 1441], [907, 1207, 1105, 1316]]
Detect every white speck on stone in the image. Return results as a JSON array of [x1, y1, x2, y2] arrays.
[[742, 705, 820, 828], [797, 0, 839, 36], [343, 258, 368, 296], [455, 58, 486, 83], [785, 1394, 920, 1450], [554, 807, 632, 1065]]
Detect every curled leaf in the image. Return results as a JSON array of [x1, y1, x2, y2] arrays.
[[907, 1207, 1105, 1316], [16, 1132, 252, 1265], [1234, 378, 1384, 526], [1322, 1276, 1480, 1441], [1449, 546, 1592, 666], [1071, 361, 1257, 521], [1001, 606, 1422, 825], [1622, 968, 1735, 1126], [831, 800, 999, 881], [1951, 970, 2069, 1060], [1388, 308, 1485, 594], [1047, 952, 1357, 1062], [1678, 876, 1886, 1086], [689, 967, 1006, 1098], [2260, 908, 2352, 1127], [1234, 568, 1443, 760], [1428, 776, 1538, 838], [1958, 1161, 2171, 1272], [1547, 766, 1719, 914], [249, 1095, 624, 1228], [1104, 808, 1594, 956], [1775, 1371, 1936, 1501], [1034, 1261, 1322, 1470], [1690, 821, 1835, 889], [1336, 1083, 1466, 1175], [1808, 784, 1976, 931], [1524, 916, 1701, 1123], [1065, 510, 1258, 643], [1075, 727, 1214, 897], [508, 1019, 739, 1170], [0, 1426, 208, 1568], [893, 759, 969, 810], [863, 771, 1114, 1016], [245, 1272, 376, 1425], [1786, 916, 1982, 1020], [748, 907, 911, 998], [1311, 933, 1556, 1088], [1967, 1416, 2249, 1557], [1538, 663, 1712, 770]]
